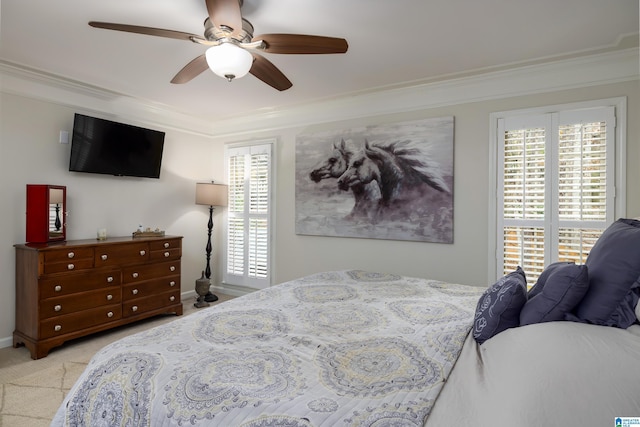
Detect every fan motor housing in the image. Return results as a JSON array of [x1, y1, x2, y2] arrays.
[[204, 17, 254, 43]]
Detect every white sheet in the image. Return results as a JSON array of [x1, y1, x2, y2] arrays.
[[426, 322, 640, 426]]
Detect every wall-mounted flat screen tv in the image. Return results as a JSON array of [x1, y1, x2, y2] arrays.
[[69, 113, 165, 179]]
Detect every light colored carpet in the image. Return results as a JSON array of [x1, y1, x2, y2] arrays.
[[0, 294, 234, 426]]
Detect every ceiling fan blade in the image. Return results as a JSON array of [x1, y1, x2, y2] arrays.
[[253, 34, 348, 54], [170, 55, 209, 84], [89, 21, 205, 42], [250, 53, 292, 91], [205, 0, 243, 35]]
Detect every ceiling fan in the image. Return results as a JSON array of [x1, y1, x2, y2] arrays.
[[89, 0, 348, 91]]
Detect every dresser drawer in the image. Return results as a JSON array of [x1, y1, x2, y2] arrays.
[[95, 242, 150, 266], [40, 270, 121, 299], [123, 289, 181, 318], [43, 258, 95, 274], [122, 260, 180, 284], [122, 276, 180, 300], [40, 286, 122, 319], [44, 247, 94, 263], [40, 304, 122, 339], [150, 247, 181, 261], [149, 239, 181, 251]]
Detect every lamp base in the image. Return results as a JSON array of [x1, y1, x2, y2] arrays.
[[194, 271, 212, 309], [204, 291, 219, 302], [194, 295, 210, 308]]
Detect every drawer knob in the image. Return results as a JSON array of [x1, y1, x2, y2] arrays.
[[101, 254, 108, 261], [139, 250, 146, 256], [169, 281, 176, 287], [132, 272, 139, 278], [67, 264, 75, 270], [132, 289, 139, 295], [164, 251, 170, 257], [107, 276, 114, 283], [170, 266, 176, 272], [67, 251, 75, 259], [131, 306, 138, 312], [54, 305, 62, 312], [106, 294, 113, 301], [107, 311, 114, 318], [54, 325, 62, 332], [164, 242, 170, 248], [54, 285, 62, 292], [170, 296, 176, 302]]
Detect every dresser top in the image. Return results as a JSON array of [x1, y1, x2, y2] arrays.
[[15, 235, 183, 251]]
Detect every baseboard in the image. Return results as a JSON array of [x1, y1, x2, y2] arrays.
[[0, 336, 12, 350], [183, 281, 257, 299], [181, 289, 197, 302], [183, 284, 254, 299], [213, 282, 257, 298]]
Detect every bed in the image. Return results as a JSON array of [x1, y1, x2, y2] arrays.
[[52, 219, 640, 426], [52, 270, 486, 426]]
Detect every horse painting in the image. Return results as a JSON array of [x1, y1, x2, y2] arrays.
[[295, 116, 454, 243], [309, 139, 380, 220], [337, 140, 450, 221]]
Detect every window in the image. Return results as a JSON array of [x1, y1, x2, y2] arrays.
[[490, 99, 626, 284], [224, 141, 273, 289]]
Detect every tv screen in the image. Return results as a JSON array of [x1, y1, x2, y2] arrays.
[[69, 113, 165, 179]]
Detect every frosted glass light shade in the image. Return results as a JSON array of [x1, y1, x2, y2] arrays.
[[205, 43, 253, 80]]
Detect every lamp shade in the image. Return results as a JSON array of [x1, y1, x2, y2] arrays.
[[205, 43, 254, 80], [196, 183, 228, 207], [49, 188, 64, 204]]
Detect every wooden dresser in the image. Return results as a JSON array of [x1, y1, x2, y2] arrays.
[[14, 235, 183, 359]]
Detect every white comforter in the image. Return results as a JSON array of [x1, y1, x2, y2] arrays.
[[52, 270, 484, 426], [426, 321, 640, 427]]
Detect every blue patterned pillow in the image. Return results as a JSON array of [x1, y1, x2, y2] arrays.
[[520, 263, 589, 326], [473, 267, 527, 344]]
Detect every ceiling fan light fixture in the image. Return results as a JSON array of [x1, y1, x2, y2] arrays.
[[205, 43, 253, 81]]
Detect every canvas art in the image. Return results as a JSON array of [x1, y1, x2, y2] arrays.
[[295, 116, 454, 243]]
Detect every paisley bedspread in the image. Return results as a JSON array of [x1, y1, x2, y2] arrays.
[[52, 270, 484, 427]]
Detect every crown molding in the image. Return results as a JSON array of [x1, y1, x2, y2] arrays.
[[0, 60, 214, 136], [209, 48, 639, 138], [1, 47, 638, 138]]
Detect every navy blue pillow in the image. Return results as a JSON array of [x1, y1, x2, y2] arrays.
[[526, 262, 575, 299], [571, 219, 640, 328], [473, 267, 527, 344], [520, 263, 589, 326]]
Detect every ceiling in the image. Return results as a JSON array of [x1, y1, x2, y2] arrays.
[[1, 0, 638, 123]]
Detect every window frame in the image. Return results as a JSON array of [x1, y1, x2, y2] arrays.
[[488, 97, 627, 283], [223, 139, 275, 289]]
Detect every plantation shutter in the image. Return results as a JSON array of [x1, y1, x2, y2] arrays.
[[555, 109, 614, 267], [499, 116, 548, 280], [497, 105, 616, 284], [224, 143, 272, 289]]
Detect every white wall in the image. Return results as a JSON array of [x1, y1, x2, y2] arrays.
[[212, 81, 640, 287], [1, 49, 638, 348], [0, 93, 226, 347]]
